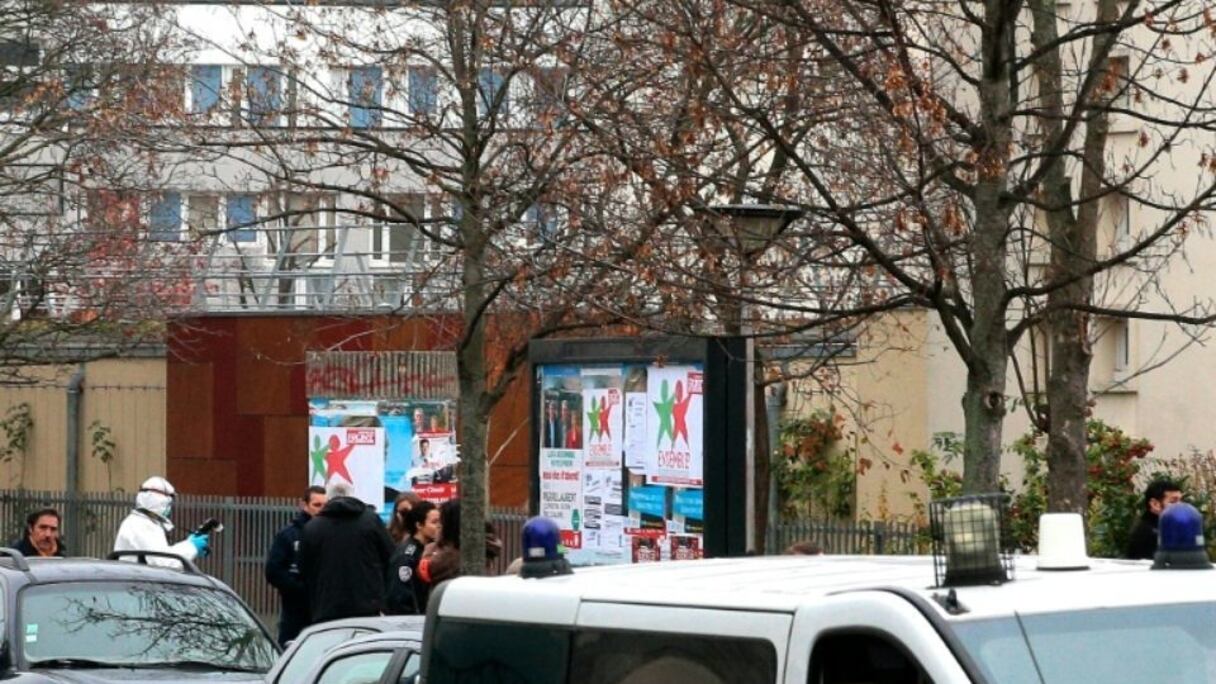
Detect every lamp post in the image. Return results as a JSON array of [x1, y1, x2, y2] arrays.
[[707, 203, 803, 554]]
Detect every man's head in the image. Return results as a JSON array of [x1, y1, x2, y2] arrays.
[[560, 400, 570, 422], [418, 438, 430, 456], [325, 479, 354, 500], [546, 400, 557, 420], [25, 508, 60, 556], [1145, 479, 1183, 516], [412, 408, 426, 429], [300, 485, 326, 517]]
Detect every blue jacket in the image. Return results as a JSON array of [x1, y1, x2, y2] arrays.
[[266, 511, 311, 645]]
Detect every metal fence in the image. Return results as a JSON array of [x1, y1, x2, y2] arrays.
[[765, 517, 924, 556], [1, 489, 921, 624]]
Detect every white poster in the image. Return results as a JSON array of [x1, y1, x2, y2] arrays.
[[308, 426, 385, 507], [539, 449, 584, 549], [624, 391, 648, 470], [643, 366, 704, 486], [583, 387, 623, 469]]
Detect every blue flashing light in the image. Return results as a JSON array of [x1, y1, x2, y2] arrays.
[[520, 516, 573, 579], [1153, 503, 1213, 570]]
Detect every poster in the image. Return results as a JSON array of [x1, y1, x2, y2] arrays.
[[643, 366, 705, 486], [536, 361, 704, 566], [309, 397, 459, 519], [307, 426, 385, 507], [539, 449, 583, 549]]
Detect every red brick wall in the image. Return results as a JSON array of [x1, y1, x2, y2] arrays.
[[166, 315, 531, 506]]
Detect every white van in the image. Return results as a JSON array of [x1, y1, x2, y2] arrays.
[[419, 519, 1216, 683]]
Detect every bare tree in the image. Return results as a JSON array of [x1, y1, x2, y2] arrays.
[[0, 0, 195, 382]]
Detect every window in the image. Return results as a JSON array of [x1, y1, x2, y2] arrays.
[[408, 67, 437, 116], [245, 66, 282, 125], [1114, 319, 1131, 373], [478, 67, 508, 118], [316, 650, 396, 684], [276, 628, 375, 684], [0, 41, 39, 67], [527, 203, 559, 240], [809, 632, 933, 684], [186, 194, 219, 239], [428, 619, 568, 684], [190, 65, 222, 115], [0, 40, 39, 110], [374, 194, 428, 264], [531, 67, 567, 121], [64, 65, 93, 111], [275, 193, 337, 255], [570, 629, 776, 684], [1113, 194, 1130, 247], [398, 652, 420, 682], [86, 190, 140, 230], [349, 66, 382, 128], [226, 194, 257, 242], [149, 192, 181, 241]]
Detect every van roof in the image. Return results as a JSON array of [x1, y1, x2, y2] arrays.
[[438, 555, 1216, 624]]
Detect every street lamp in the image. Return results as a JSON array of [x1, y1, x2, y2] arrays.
[[706, 203, 804, 555]]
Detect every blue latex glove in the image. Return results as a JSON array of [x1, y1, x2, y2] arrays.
[[189, 533, 210, 558]]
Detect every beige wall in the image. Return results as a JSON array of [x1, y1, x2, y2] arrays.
[[0, 359, 165, 493]]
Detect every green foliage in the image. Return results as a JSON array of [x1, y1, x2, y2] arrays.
[[906, 421, 1172, 557], [906, 432, 963, 522], [89, 419, 117, 491], [772, 410, 855, 519], [0, 402, 34, 488]]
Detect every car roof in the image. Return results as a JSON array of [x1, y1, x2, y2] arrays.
[[340, 629, 424, 649], [0, 556, 224, 589], [438, 555, 1216, 623], [297, 615, 426, 638]]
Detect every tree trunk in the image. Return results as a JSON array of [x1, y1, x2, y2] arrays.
[[1029, 0, 1115, 513], [457, 238, 489, 576]]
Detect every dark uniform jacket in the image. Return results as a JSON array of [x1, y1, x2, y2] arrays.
[[298, 496, 394, 624], [9, 535, 65, 557], [265, 511, 311, 645], [385, 536, 428, 615]]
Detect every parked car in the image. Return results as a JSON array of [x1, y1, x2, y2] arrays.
[[300, 630, 423, 684], [267, 616, 425, 684], [0, 547, 278, 682]]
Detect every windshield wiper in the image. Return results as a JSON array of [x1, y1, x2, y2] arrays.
[[29, 657, 128, 669], [133, 660, 265, 674]]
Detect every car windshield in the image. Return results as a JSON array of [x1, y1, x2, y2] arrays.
[[19, 581, 277, 672], [952, 601, 1216, 683]]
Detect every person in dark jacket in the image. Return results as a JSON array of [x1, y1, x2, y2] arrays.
[[265, 485, 326, 646], [299, 481, 394, 624], [9, 508, 65, 558], [385, 500, 438, 615], [418, 500, 504, 586], [1126, 478, 1183, 560]]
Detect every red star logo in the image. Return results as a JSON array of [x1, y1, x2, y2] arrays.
[[672, 380, 692, 447], [325, 434, 357, 484], [598, 397, 613, 439]]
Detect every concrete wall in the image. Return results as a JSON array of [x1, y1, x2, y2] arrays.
[[0, 359, 166, 493]]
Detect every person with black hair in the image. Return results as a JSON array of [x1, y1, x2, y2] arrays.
[[418, 500, 504, 586], [266, 485, 326, 646], [10, 508, 64, 557], [385, 500, 438, 615], [1126, 478, 1183, 560]]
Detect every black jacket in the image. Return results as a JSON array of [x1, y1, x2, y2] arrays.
[[299, 496, 394, 624], [265, 511, 311, 645], [1126, 511, 1159, 560], [385, 536, 429, 615], [8, 535, 65, 557]]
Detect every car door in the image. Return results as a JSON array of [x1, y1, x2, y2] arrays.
[[784, 591, 972, 684]]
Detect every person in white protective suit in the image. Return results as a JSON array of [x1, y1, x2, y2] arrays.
[[113, 476, 210, 566]]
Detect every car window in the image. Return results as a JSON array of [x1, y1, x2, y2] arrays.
[[279, 628, 376, 683], [570, 629, 777, 684], [809, 632, 934, 684], [399, 651, 420, 681], [428, 619, 569, 684], [317, 650, 395, 684], [19, 581, 276, 672]]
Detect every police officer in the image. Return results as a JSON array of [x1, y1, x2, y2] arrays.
[[385, 500, 438, 615], [266, 485, 326, 646]]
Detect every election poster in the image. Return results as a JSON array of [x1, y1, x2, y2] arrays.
[[643, 365, 705, 486], [309, 397, 459, 520], [536, 360, 705, 566], [307, 426, 385, 507]]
